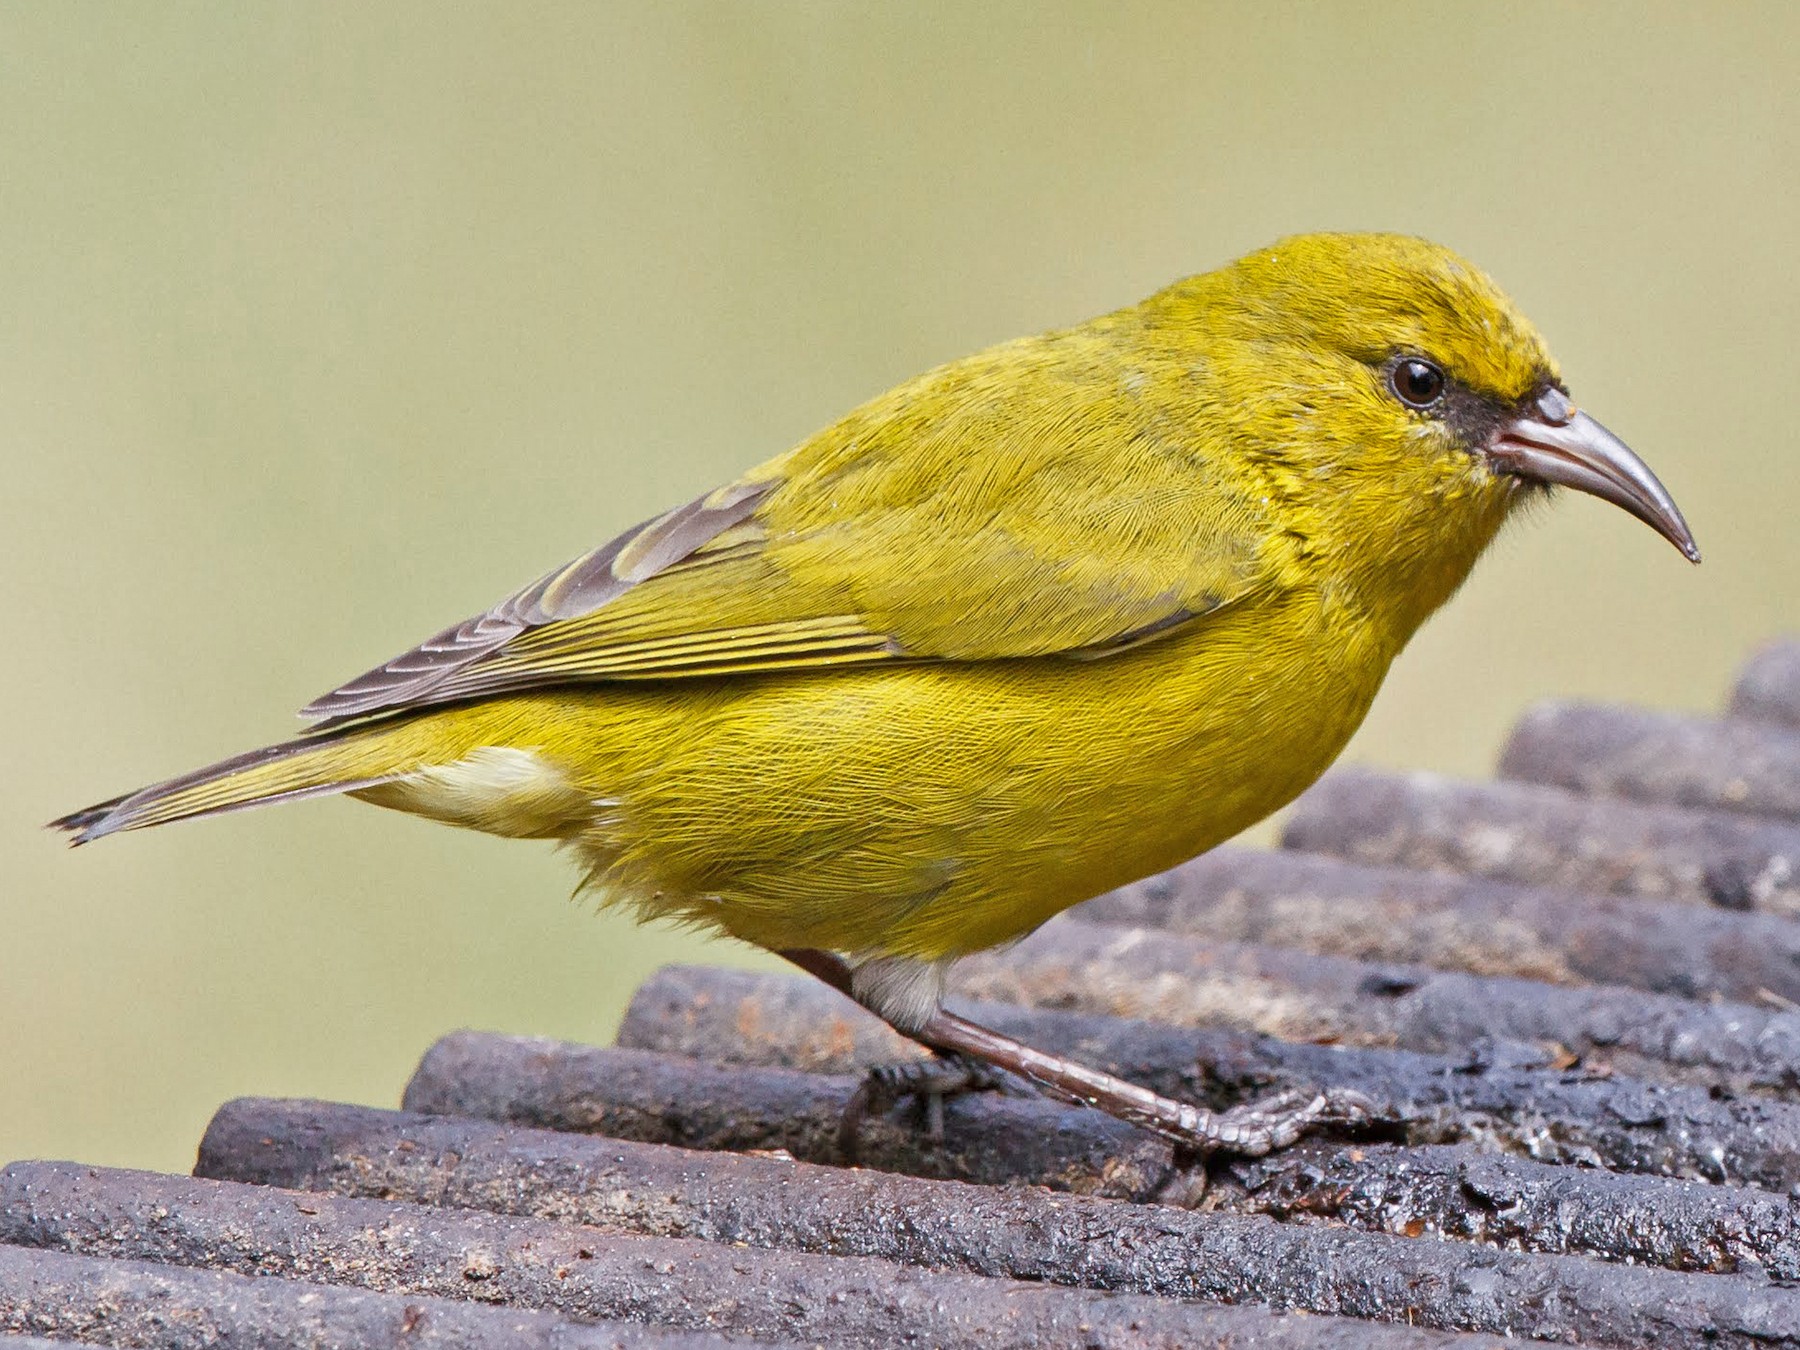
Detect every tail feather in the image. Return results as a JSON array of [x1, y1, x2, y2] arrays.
[[48, 793, 132, 834], [49, 732, 401, 846]]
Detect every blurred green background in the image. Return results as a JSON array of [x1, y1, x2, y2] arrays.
[[3, 3, 1794, 1173]]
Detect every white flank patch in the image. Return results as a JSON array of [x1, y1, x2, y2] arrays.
[[395, 746, 585, 837]]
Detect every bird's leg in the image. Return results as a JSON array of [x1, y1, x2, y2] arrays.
[[780, 948, 1009, 1157], [909, 1005, 1371, 1157], [781, 947, 1372, 1159]]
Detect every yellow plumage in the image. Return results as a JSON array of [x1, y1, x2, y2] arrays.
[[56, 232, 1695, 1022]]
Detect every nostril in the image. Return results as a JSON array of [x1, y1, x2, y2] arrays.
[[1534, 386, 1574, 426]]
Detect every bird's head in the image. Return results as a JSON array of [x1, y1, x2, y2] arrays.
[[1150, 233, 1697, 619]]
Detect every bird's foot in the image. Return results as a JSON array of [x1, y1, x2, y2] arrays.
[[837, 1050, 1014, 1160], [1155, 1086, 1377, 1208], [779, 948, 1379, 1170], [1160, 1085, 1377, 1160]]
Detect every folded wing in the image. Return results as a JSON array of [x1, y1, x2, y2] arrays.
[[301, 340, 1272, 730]]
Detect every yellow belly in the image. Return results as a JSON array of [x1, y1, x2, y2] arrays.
[[364, 586, 1392, 961]]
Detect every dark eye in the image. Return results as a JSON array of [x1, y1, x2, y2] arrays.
[[1390, 358, 1446, 410]]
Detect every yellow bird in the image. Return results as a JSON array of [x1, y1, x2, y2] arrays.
[[55, 233, 1698, 1154]]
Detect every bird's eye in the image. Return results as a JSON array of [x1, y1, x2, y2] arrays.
[[1390, 358, 1446, 410]]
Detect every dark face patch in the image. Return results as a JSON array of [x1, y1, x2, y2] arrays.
[[1380, 353, 1565, 456]]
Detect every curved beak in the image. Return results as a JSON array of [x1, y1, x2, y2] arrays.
[[1486, 388, 1700, 563]]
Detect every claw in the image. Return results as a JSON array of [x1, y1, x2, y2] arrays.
[[838, 1052, 1012, 1161], [1154, 1085, 1378, 1159], [1160, 1086, 1381, 1205]]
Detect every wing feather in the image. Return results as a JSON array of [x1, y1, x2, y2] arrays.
[[301, 333, 1275, 729], [299, 477, 782, 725]]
